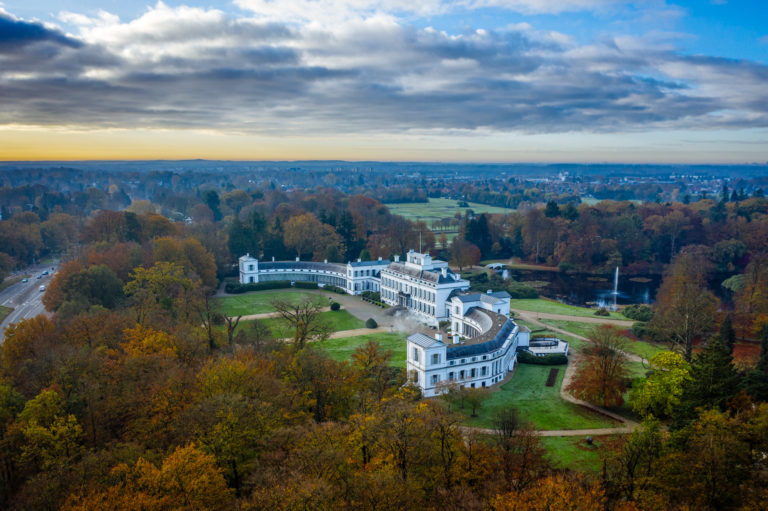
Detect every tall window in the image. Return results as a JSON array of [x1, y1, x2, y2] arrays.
[[431, 374, 439, 385], [413, 348, 419, 363], [432, 353, 440, 365]]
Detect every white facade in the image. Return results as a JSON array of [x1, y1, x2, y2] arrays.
[[238, 254, 388, 295], [380, 250, 469, 326], [407, 318, 529, 398]]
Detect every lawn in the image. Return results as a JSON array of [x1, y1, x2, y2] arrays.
[[387, 198, 513, 223], [621, 339, 670, 361], [314, 332, 408, 368], [542, 436, 620, 473], [539, 319, 669, 360], [458, 364, 618, 431], [237, 310, 365, 337], [509, 298, 626, 319], [0, 305, 12, 323], [213, 290, 325, 316]]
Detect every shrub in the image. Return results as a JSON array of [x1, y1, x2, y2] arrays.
[[294, 281, 319, 289], [330, 302, 341, 311], [324, 285, 347, 294], [622, 304, 653, 322], [517, 350, 568, 365], [594, 307, 610, 316], [365, 318, 378, 329], [361, 291, 381, 302], [505, 281, 539, 299]]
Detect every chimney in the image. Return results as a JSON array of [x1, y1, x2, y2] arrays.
[[487, 289, 492, 294], [357, 258, 361, 262], [246, 252, 249, 257], [296, 257, 300, 262], [272, 256, 275, 262], [453, 334, 460, 344], [378, 256, 382, 261], [435, 333, 443, 342], [441, 267, 447, 278], [394, 255, 400, 262], [324, 259, 328, 263]]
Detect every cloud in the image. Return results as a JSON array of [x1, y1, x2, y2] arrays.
[[0, 2, 766, 137], [0, 11, 82, 52]]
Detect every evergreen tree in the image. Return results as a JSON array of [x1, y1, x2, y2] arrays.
[[544, 200, 560, 218], [719, 314, 736, 355], [744, 326, 768, 402], [675, 335, 739, 427]]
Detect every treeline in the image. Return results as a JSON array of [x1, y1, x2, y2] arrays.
[[447, 196, 768, 277]]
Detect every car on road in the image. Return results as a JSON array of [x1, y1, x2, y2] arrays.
[[37, 275, 42, 279], [22, 278, 28, 283], [42, 270, 49, 275], [39, 285, 46, 292]]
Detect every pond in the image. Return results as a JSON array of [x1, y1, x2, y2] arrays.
[[506, 268, 662, 307]]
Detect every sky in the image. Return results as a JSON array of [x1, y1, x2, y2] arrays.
[[1, 0, 767, 163]]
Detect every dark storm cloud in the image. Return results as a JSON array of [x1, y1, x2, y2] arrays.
[[0, 13, 82, 52], [0, 6, 766, 135]]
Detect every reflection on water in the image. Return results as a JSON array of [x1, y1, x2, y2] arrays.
[[507, 269, 661, 307]]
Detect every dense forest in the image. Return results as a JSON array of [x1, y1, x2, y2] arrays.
[[1, 168, 768, 509]]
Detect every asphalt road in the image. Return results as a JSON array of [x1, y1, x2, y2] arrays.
[[0, 262, 57, 342]]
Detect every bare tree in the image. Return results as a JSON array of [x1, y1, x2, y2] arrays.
[[271, 296, 331, 350]]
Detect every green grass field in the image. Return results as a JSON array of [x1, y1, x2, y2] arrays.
[[387, 198, 513, 222], [542, 435, 619, 473], [314, 332, 408, 368], [509, 298, 626, 319], [621, 339, 670, 360], [458, 364, 617, 431], [236, 310, 365, 337], [213, 290, 325, 316], [0, 305, 13, 323]]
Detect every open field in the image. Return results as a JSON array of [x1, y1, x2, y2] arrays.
[[0, 305, 12, 323], [314, 332, 408, 368], [213, 290, 324, 316], [480, 259, 560, 272], [509, 298, 625, 319], [236, 310, 365, 337], [458, 364, 618, 431], [386, 198, 513, 222], [542, 435, 619, 473]]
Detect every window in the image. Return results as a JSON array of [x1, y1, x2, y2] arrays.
[[448, 372, 454, 380], [248, 264, 254, 271], [459, 370, 465, 380], [413, 348, 419, 363], [431, 374, 439, 385], [470, 368, 476, 378], [432, 353, 440, 365], [481, 366, 487, 376]]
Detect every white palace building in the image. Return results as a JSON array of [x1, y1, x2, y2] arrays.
[[239, 250, 555, 397]]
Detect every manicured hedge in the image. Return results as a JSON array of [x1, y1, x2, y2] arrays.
[[365, 318, 378, 329], [294, 281, 319, 289], [323, 285, 347, 294], [330, 302, 341, 311], [517, 349, 568, 365], [225, 280, 292, 294]]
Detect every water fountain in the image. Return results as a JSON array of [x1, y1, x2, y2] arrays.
[[612, 266, 619, 311]]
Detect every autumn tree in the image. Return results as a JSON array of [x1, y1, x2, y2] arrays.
[[566, 324, 629, 408], [450, 239, 481, 272], [651, 246, 718, 361], [493, 408, 549, 491], [283, 213, 323, 258], [629, 351, 691, 419], [123, 262, 196, 326]]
